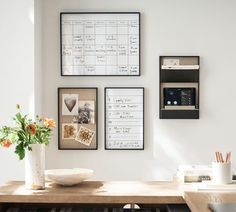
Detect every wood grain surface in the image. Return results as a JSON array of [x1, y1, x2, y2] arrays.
[[1, 181, 236, 211], [184, 191, 236, 212], [0, 181, 184, 204]]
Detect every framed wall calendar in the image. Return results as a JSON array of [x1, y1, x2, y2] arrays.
[[60, 12, 140, 76], [58, 87, 98, 150]]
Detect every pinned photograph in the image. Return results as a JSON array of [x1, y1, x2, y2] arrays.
[[62, 94, 79, 115], [75, 126, 95, 146], [62, 124, 77, 139], [73, 101, 95, 124]]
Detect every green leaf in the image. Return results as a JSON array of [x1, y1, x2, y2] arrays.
[[15, 142, 25, 160]]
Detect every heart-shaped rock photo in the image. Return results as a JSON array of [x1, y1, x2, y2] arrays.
[[64, 97, 77, 112]]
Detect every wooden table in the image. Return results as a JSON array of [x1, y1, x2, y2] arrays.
[[0, 181, 236, 212], [184, 191, 236, 212], [0, 181, 184, 204]]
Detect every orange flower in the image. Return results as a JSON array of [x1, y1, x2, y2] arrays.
[[1, 139, 12, 148], [43, 118, 56, 128], [26, 124, 36, 135]]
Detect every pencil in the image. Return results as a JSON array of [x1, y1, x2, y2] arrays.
[[226, 153, 229, 163], [216, 152, 220, 162], [215, 152, 218, 162], [228, 152, 231, 163], [220, 153, 224, 163]]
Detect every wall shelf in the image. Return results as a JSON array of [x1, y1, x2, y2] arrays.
[[161, 69, 199, 82], [159, 56, 200, 119]]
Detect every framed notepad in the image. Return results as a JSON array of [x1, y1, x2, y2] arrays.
[[105, 87, 144, 150], [60, 12, 140, 76]]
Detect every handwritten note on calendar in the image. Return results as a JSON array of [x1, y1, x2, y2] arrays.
[[105, 88, 144, 149], [61, 13, 140, 76]]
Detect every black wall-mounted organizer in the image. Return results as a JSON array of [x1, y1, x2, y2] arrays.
[[159, 56, 200, 119]]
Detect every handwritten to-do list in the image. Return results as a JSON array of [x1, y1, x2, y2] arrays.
[[105, 88, 144, 149], [61, 13, 140, 76]]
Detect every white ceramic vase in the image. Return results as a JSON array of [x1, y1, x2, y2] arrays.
[[25, 144, 45, 190]]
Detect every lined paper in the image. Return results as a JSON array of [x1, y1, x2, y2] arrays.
[[61, 13, 140, 75], [105, 88, 144, 149]]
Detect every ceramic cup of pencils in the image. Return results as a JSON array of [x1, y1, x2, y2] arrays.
[[212, 152, 232, 184]]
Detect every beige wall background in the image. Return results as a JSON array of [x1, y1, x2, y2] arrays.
[[41, 0, 236, 180]]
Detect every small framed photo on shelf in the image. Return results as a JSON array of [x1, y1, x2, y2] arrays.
[[105, 87, 144, 150], [58, 87, 98, 150]]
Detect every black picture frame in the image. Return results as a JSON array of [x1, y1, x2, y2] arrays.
[[104, 87, 144, 150], [58, 87, 98, 150], [60, 12, 141, 76]]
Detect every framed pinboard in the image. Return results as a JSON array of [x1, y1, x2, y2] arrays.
[[58, 87, 98, 150]]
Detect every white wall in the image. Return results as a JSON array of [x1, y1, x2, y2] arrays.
[[44, 0, 236, 180], [35, 0, 43, 115], [0, 0, 34, 183]]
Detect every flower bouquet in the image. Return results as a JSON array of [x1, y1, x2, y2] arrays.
[[0, 105, 56, 189]]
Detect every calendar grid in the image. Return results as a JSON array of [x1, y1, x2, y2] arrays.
[[61, 13, 140, 76]]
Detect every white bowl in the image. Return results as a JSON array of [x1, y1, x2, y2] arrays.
[[45, 168, 93, 186]]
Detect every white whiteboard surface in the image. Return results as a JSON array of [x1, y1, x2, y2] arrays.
[[61, 13, 140, 76], [105, 88, 144, 149]]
